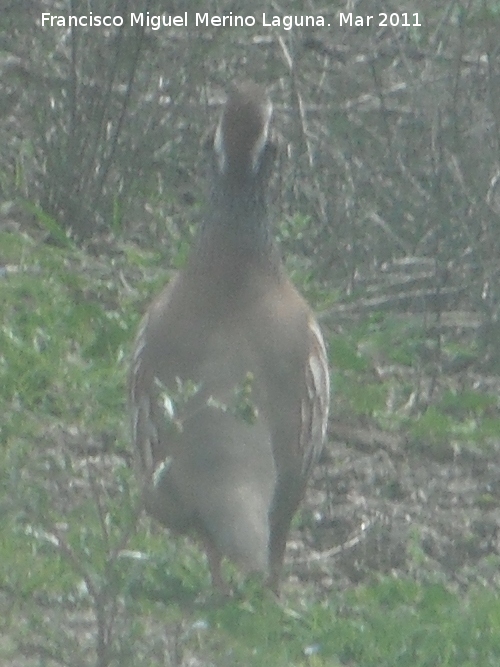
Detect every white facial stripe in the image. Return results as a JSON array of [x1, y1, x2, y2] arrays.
[[250, 99, 273, 173], [213, 120, 226, 174]]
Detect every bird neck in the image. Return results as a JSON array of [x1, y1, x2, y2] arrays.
[[192, 178, 282, 276]]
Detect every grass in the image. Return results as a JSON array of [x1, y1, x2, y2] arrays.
[[1, 227, 500, 666]]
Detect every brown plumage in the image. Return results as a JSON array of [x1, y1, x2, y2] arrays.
[[128, 81, 330, 592]]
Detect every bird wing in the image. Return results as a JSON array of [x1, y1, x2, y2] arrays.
[[300, 315, 330, 480], [128, 279, 179, 490]]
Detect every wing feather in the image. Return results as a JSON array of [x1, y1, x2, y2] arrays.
[[300, 316, 330, 479]]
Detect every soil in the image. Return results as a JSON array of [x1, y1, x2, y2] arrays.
[[290, 421, 500, 596]]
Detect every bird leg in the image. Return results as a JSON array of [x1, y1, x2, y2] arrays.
[[203, 539, 231, 595]]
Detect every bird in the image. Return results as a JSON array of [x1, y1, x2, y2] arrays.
[[128, 81, 330, 593]]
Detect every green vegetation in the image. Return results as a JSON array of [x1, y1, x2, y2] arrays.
[[1, 228, 500, 666]]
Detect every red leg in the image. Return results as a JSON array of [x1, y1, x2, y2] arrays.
[[204, 539, 230, 594]]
